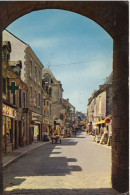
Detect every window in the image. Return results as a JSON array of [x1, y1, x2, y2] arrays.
[[35, 67, 37, 82], [30, 87, 32, 98], [7, 78, 10, 100], [99, 97, 101, 114], [23, 92, 26, 108], [39, 71, 41, 85], [13, 94, 15, 105], [50, 103, 51, 116], [3, 78, 6, 94], [7, 53, 10, 65], [30, 60, 32, 77], [35, 90, 37, 106], [39, 93, 40, 107], [2, 47, 6, 61], [19, 89, 21, 108]]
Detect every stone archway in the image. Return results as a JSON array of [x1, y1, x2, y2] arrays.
[[0, 1, 128, 194]]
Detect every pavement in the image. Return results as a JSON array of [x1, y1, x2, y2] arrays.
[[3, 134, 111, 168], [3, 141, 50, 168], [3, 132, 123, 195]]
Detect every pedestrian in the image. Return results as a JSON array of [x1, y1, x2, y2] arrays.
[[73, 128, 76, 137]]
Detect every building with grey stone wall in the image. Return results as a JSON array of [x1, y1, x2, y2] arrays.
[[2, 41, 29, 153], [3, 30, 44, 143], [87, 73, 112, 135], [42, 68, 63, 121]]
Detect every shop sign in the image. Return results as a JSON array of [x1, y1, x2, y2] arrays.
[[8, 82, 19, 94], [105, 118, 111, 124], [3, 104, 16, 118], [30, 98, 36, 105], [32, 112, 42, 121], [23, 108, 29, 113], [30, 120, 35, 125], [44, 106, 49, 111]]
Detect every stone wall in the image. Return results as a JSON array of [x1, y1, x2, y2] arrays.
[[0, 1, 129, 193]]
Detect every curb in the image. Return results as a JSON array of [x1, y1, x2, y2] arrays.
[[92, 141, 111, 149], [3, 141, 51, 168]]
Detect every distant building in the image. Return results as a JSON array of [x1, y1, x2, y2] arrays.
[[42, 68, 53, 135], [87, 72, 112, 138], [42, 68, 64, 123], [62, 98, 75, 128]]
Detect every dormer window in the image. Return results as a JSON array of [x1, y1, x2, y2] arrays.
[[2, 41, 11, 65], [9, 60, 22, 78]]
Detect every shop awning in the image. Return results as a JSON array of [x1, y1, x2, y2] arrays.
[[95, 120, 105, 125]]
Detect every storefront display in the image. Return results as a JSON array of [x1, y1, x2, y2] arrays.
[[2, 104, 16, 154]]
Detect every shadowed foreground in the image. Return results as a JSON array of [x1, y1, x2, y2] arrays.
[[3, 132, 119, 194]]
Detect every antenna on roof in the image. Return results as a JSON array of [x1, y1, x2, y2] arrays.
[[48, 61, 50, 68], [48, 53, 52, 68]]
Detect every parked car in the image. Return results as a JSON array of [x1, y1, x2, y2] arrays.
[[42, 134, 49, 142]]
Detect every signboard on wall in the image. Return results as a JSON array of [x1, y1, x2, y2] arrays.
[[30, 98, 36, 105], [3, 104, 16, 118]]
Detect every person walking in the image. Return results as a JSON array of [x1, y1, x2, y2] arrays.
[[73, 128, 76, 137]]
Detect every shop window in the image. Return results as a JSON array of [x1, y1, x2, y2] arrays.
[[3, 117, 13, 149]]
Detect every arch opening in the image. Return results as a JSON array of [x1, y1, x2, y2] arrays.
[[0, 2, 129, 194]]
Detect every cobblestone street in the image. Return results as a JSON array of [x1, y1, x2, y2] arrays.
[[3, 132, 120, 195]]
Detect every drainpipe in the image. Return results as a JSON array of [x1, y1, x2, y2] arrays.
[[0, 27, 3, 194]]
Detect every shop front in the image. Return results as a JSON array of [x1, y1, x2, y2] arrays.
[[2, 103, 16, 154], [29, 112, 43, 142], [94, 116, 112, 145], [43, 118, 50, 135]]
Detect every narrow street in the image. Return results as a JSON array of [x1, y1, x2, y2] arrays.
[[3, 132, 119, 195]]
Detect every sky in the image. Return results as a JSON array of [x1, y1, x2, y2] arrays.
[[7, 9, 113, 113]]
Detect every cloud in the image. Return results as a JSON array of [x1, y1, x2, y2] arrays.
[[54, 55, 112, 113], [30, 37, 60, 49]]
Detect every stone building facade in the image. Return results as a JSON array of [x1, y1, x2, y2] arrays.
[[62, 98, 75, 127], [42, 68, 63, 122], [0, 2, 128, 193], [2, 41, 28, 153], [87, 93, 96, 134], [42, 69, 53, 135], [3, 30, 44, 143], [87, 73, 112, 136]]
